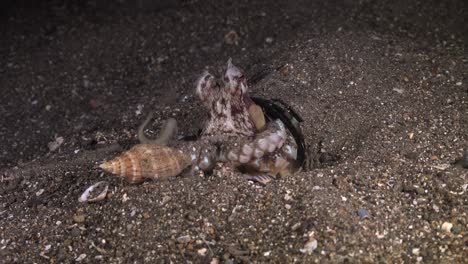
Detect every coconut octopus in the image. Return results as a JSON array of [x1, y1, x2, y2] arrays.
[[100, 59, 305, 184]]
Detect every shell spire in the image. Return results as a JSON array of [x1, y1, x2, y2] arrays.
[[100, 144, 192, 183]]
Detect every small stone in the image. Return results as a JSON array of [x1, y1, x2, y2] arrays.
[[265, 37, 274, 43], [176, 235, 192, 244], [415, 187, 425, 195], [210, 258, 220, 264], [284, 193, 292, 201], [408, 132, 414, 139], [48, 136, 64, 151], [441, 222, 453, 233], [412, 248, 420, 255], [403, 76, 409, 82], [75, 254, 86, 262], [357, 208, 370, 219], [36, 189, 44, 196], [455, 81, 462, 86], [73, 214, 85, 223], [451, 225, 461, 234], [162, 195, 171, 205], [71, 227, 81, 237], [143, 212, 150, 219], [198, 248, 207, 256], [291, 222, 301, 231], [454, 151, 468, 169], [63, 239, 72, 247], [224, 30, 239, 45], [263, 251, 271, 257], [393, 88, 405, 94], [300, 237, 318, 254]]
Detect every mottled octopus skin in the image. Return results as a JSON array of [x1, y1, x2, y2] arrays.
[[100, 59, 298, 183]]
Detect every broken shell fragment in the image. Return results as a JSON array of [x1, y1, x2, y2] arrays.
[[99, 144, 192, 183], [79, 181, 109, 203]]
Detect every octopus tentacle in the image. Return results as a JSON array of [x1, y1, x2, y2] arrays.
[[137, 112, 178, 145], [225, 119, 287, 164]]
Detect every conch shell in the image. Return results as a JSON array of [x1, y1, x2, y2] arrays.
[[99, 144, 191, 183]]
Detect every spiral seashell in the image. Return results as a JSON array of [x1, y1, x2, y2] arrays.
[[99, 144, 192, 183]]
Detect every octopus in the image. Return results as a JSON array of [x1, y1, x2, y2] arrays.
[[100, 59, 304, 184]]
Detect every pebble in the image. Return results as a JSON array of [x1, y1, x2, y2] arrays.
[[451, 225, 461, 234], [35, 189, 44, 196], [198, 248, 207, 256], [393, 88, 405, 94], [300, 237, 318, 254], [441, 222, 453, 233], [162, 195, 171, 205], [75, 254, 86, 262], [412, 248, 420, 255], [224, 30, 239, 45], [177, 235, 192, 244], [285, 204, 291, 210], [291, 222, 301, 231], [71, 227, 81, 237], [265, 37, 274, 43], [455, 150, 468, 168], [73, 214, 85, 223], [47, 136, 64, 152], [357, 208, 370, 219]]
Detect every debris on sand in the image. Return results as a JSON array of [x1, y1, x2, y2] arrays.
[[300, 232, 318, 254], [224, 30, 239, 45], [78, 181, 109, 203], [47, 136, 64, 152]]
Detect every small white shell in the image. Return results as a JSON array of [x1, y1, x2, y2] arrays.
[[79, 181, 109, 203]]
